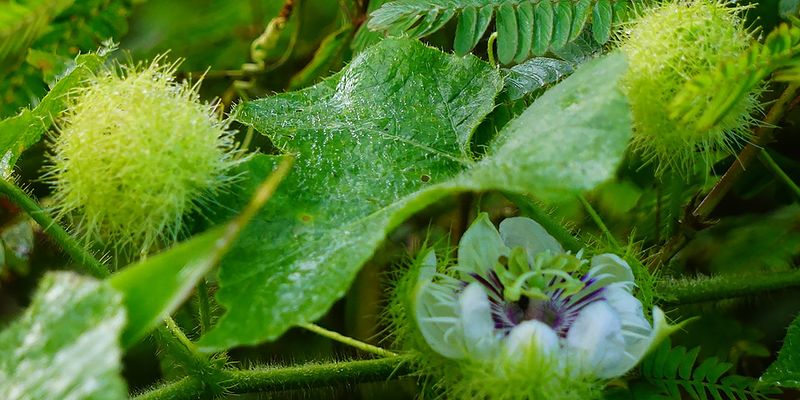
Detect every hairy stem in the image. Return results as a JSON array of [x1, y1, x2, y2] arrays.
[[578, 194, 621, 248], [164, 318, 201, 356], [155, 322, 219, 381], [300, 323, 398, 358], [133, 376, 202, 400], [487, 32, 498, 67], [504, 192, 583, 252], [656, 269, 800, 306], [0, 178, 110, 278], [133, 356, 413, 400], [196, 279, 212, 335]]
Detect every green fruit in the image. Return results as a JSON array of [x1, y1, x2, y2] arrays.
[[619, 0, 760, 175], [48, 58, 237, 259]]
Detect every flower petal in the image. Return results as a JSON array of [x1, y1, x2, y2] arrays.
[[504, 319, 560, 362], [600, 285, 653, 376], [499, 217, 563, 264], [565, 301, 626, 378], [459, 283, 499, 360], [457, 213, 509, 278], [587, 254, 635, 287], [600, 306, 683, 378], [415, 272, 467, 359], [605, 285, 650, 334], [417, 248, 438, 282]]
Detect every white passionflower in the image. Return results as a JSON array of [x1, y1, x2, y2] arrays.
[[414, 213, 677, 395]]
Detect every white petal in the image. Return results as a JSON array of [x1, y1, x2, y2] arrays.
[[565, 301, 626, 378], [459, 283, 499, 360], [504, 320, 560, 362], [457, 213, 509, 279], [417, 249, 438, 282], [605, 285, 650, 334], [600, 306, 682, 378], [587, 254, 635, 287], [499, 217, 563, 264], [415, 279, 466, 359]]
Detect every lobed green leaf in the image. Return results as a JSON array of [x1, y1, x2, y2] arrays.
[[503, 56, 574, 100], [198, 38, 632, 351]]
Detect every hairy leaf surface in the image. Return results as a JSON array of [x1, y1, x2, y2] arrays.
[[0, 272, 126, 400], [199, 39, 631, 351]]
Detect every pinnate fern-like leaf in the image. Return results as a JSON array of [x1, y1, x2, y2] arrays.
[[367, 0, 629, 64], [670, 21, 800, 133], [641, 339, 780, 400]]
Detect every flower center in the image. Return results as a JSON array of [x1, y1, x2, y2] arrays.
[[502, 296, 561, 330], [521, 297, 559, 327], [469, 267, 607, 337]]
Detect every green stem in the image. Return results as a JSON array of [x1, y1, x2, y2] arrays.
[[155, 320, 218, 380], [656, 269, 800, 306], [133, 376, 203, 400], [504, 192, 583, 252], [300, 323, 398, 358], [133, 356, 413, 400], [196, 279, 212, 335], [759, 150, 800, 199], [225, 355, 411, 393], [0, 178, 110, 278], [165, 317, 200, 355], [578, 194, 621, 249]]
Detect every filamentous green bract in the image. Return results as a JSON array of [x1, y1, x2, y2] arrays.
[[619, 0, 760, 175], [48, 58, 236, 259]]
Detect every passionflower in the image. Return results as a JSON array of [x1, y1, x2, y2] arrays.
[[411, 213, 677, 399]]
